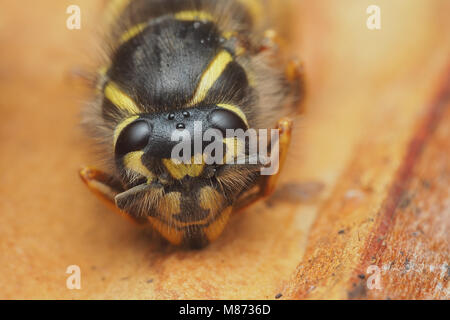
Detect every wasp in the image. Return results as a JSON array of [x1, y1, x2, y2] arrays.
[[80, 0, 303, 248]]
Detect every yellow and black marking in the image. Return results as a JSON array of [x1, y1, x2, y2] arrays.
[[104, 82, 140, 115], [83, 0, 300, 248], [98, 0, 263, 248], [103, 13, 253, 111], [146, 185, 234, 247], [162, 154, 205, 180]]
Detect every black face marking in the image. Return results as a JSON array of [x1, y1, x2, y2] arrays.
[[209, 109, 248, 135], [115, 120, 151, 156]]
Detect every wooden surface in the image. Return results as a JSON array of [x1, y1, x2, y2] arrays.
[[0, 0, 448, 299]]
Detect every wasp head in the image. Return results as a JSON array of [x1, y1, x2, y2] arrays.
[[112, 105, 267, 248]]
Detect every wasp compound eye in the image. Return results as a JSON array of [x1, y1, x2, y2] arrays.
[[209, 109, 248, 135], [115, 120, 151, 156]]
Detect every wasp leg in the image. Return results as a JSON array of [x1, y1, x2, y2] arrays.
[[234, 118, 293, 213], [285, 59, 303, 83], [79, 167, 146, 225]]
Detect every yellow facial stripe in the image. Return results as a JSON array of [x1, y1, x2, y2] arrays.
[[203, 207, 233, 242], [104, 82, 140, 115], [119, 23, 147, 44], [174, 10, 215, 22], [189, 50, 233, 105], [148, 216, 184, 245], [113, 116, 139, 147], [217, 103, 249, 127], [162, 156, 205, 180], [124, 151, 154, 183]]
